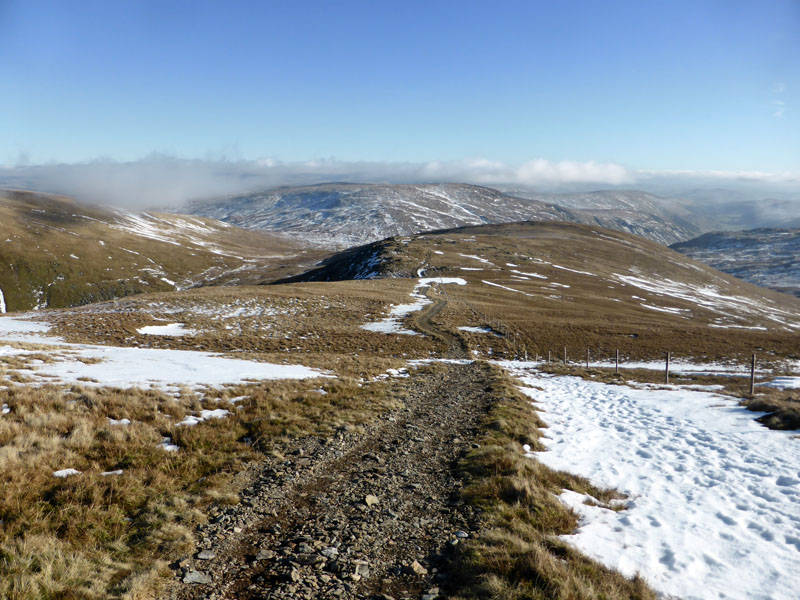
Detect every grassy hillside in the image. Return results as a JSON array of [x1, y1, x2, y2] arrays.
[[283, 221, 800, 364], [0, 189, 325, 312]]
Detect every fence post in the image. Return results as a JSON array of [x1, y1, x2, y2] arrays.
[[750, 353, 756, 395], [586, 348, 590, 369], [615, 349, 619, 374], [563, 346, 567, 364], [548, 350, 551, 363], [665, 352, 671, 384]]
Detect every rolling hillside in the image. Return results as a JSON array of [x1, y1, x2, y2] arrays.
[[672, 228, 800, 298], [0, 189, 325, 312], [281, 220, 800, 361]]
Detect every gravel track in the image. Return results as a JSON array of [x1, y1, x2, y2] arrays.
[[166, 294, 493, 600]]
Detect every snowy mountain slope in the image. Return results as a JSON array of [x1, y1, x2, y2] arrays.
[[671, 228, 800, 298], [184, 183, 703, 247], [676, 189, 800, 230], [500, 187, 707, 244], [0, 189, 322, 311]]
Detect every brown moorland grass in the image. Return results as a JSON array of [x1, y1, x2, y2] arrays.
[[394, 225, 800, 366], [447, 363, 655, 600], [0, 371, 401, 599], [274, 223, 800, 369], [44, 280, 446, 362]]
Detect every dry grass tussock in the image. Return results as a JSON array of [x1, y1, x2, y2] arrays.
[[447, 363, 655, 600], [0, 371, 399, 599]]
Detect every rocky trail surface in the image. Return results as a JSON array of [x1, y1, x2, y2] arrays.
[[166, 297, 494, 600]]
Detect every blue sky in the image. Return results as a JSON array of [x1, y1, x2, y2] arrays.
[[1, 0, 797, 177]]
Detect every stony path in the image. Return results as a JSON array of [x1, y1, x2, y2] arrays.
[[166, 295, 493, 600]]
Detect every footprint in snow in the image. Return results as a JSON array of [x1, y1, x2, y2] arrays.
[[715, 512, 737, 526], [659, 548, 678, 571], [784, 535, 800, 552]]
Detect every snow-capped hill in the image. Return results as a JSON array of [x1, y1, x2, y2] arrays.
[[500, 188, 706, 245], [186, 183, 701, 248], [671, 228, 800, 297], [0, 189, 319, 311], [502, 188, 677, 213]]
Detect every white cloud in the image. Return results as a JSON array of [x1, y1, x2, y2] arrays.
[[1, 156, 797, 210], [637, 168, 799, 184], [513, 159, 632, 185]]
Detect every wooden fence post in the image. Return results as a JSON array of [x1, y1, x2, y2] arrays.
[[615, 349, 619, 374], [563, 346, 567, 364], [586, 348, 590, 369], [548, 350, 551, 363], [665, 352, 671, 384], [750, 353, 756, 395]]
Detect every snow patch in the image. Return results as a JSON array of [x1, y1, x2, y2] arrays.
[[510, 269, 547, 279], [504, 362, 800, 600], [136, 323, 196, 336], [551, 264, 595, 276], [361, 277, 466, 335], [639, 303, 688, 315], [53, 468, 81, 478], [0, 314, 328, 391], [177, 408, 230, 427], [158, 437, 179, 452], [766, 377, 800, 390], [481, 280, 533, 297]]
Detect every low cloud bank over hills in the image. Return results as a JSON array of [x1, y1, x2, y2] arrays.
[[1, 156, 797, 215]]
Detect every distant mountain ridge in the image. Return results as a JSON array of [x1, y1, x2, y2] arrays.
[[185, 183, 704, 248], [0, 189, 320, 311], [671, 228, 800, 298]]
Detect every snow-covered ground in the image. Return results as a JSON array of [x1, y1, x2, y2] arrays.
[[767, 377, 800, 390], [361, 277, 466, 335], [0, 313, 326, 391], [136, 322, 196, 336], [589, 358, 770, 376], [500, 362, 800, 600], [458, 326, 494, 334], [612, 272, 800, 331]]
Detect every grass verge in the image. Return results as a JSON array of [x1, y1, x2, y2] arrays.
[[446, 363, 655, 600], [0, 373, 399, 599]]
